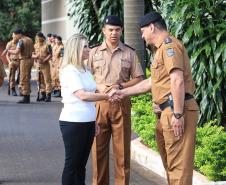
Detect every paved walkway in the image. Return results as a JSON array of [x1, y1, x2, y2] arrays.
[[0, 80, 166, 185]]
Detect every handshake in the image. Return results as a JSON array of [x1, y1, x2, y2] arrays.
[[105, 87, 126, 102]]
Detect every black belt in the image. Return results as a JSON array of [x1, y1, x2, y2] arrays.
[[159, 93, 193, 111]]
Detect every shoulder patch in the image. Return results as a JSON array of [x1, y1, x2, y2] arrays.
[[164, 37, 172, 44], [89, 43, 101, 49], [124, 44, 135, 50], [166, 48, 175, 57]]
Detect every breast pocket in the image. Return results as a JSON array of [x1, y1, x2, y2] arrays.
[[151, 61, 164, 82], [121, 59, 131, 73], [93, 59, 105, 75]]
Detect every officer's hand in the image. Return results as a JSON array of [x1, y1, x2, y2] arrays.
[[108, 88, 117, 97], [115, 90, 125, 100], [105, 84, 119, 93], [171, 116, 184, 137]]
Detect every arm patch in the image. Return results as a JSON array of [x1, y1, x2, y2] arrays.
[[164, 37, 172, 44], [167, 48, 175, 57]]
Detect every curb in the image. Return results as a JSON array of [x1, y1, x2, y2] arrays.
[[131, 137, 226, 185]]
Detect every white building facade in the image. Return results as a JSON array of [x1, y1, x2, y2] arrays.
[[41, 0, 78, 40]]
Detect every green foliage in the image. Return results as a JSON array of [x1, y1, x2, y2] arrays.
[[132, 95, 226, 181], [68, 0, 158, 45], [195, 121, 226, 181], [0, 0, 41, 41], [159, 0, 226, 125], [131, 94, 158, 151], [67, 0, 123, 45]]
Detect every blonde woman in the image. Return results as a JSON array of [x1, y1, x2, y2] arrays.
[[59, 34, 109, 185]]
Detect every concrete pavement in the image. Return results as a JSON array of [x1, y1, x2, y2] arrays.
[[0, 80, 166, 185]]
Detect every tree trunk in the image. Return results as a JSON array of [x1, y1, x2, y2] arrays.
[[124, 0, 145, 76]]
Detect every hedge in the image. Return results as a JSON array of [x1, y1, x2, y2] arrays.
[[131, 95, 226, 181]]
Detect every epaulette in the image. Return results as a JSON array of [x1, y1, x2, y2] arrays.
[[89, 43, 101, 49], [164, 37, 172, 44], [124, 44, 135, 50]]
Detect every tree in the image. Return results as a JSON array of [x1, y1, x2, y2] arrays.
[[68, 0, 158, 74], [0, 0, 41, 41], [67, 0, 123, 46], [159, 0, 226, 126], [124, 0, 145, 73]]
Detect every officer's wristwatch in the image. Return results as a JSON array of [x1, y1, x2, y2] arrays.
[[118, 83, 123, 90], [173, 113, 183, 119]]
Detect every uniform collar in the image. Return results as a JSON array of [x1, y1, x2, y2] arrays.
[[99, 41, 124, 51], [155, 33, 170, 48]]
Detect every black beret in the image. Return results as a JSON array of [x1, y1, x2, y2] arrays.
[[36, 32, 45, 39], [103, 15, 123, 27], [13, 28, 23, 34], [139, 11, 163, 28]]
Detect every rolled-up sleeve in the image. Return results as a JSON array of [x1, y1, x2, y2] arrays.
[[130, 53, 144, 79]]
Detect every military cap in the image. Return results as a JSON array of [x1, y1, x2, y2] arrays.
[[103, 15, 123, 27], [36, 32, 45, 39], [13, 28, 23, 34], [139, 11, 163, 28]]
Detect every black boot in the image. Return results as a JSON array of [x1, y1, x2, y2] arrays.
[[45, 93, 51, 102], [11, 87, 17, 96], [38, 92, 46, 101], [17, 95, 30, 104]]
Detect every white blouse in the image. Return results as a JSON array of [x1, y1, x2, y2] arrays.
[[59, 64, 97, 122]]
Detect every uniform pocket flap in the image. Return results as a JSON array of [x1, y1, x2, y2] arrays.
[[121, 59, 131, 68]]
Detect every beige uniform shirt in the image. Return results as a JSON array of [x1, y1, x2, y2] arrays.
[[52, 44, 63, 63], [89, 41, 144, 93], [34, 43, 51, 63], [6, 40, 19, 61], [17, 36, 34, 59], [151, 35, 196, 105]]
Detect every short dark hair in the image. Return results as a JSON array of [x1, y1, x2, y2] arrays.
[[47, 33, 52, 37], [153, 19, 167, 31], [52, 34, 57, 38], [56, 36, 62, 42]]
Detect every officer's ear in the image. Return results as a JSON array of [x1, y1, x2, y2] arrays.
[[149, 23, 155, 33], [102, 26, 106, 35]]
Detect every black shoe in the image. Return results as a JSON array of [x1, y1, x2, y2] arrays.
[[38, 92, 46, 101], [11, 87, 17, 96], [17, 95, 30, 104], [45, 93, 51, 102]]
